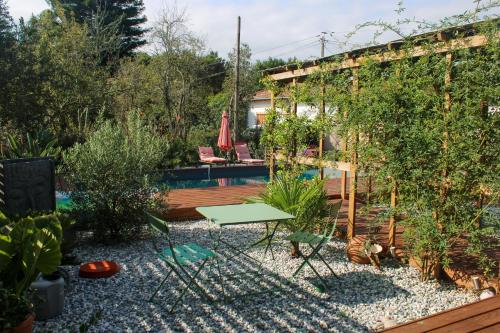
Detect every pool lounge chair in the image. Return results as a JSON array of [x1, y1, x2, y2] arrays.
[[235, 144, 265, 164], [198, 147, 227, 164]]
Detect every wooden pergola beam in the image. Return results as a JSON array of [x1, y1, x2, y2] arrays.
[[347, 68, 359, 240], [268, 34, 490, 81]]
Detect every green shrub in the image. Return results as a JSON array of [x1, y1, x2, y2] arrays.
[[63, 112, 168, 240]]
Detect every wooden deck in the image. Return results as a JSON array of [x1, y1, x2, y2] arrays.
[[383, 296, 500, 333], [162, 178, 349, 220]]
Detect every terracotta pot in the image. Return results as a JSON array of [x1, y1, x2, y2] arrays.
[[346, 235, 371, 265], [8, 313, 34, 333]]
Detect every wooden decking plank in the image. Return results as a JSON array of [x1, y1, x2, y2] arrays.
[[429, 307, 500, 333], [383, 296, 500, 333], [474, 323, 500, 332]]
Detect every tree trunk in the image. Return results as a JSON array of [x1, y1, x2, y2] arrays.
[[291, 241, 300, 258]]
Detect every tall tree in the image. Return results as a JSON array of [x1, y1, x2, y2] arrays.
[[0, 0, 18, 137], [49, 0, 148, 57]]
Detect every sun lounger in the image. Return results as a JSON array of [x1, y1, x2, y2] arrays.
[[198, 147, 227, 164], [235, 144, 265, 164]]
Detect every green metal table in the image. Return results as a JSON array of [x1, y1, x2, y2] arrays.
[[196, 203, 295, 298], [196, 203, 294, 258]]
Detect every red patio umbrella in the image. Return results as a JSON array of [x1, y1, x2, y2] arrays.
[[217, 111, 232, 153]]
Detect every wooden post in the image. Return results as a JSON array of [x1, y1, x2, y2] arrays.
[[388, 181, 398, 247], [291, 78, 298, 164], [319, 79, 325, 180], [438, 52, 452, 227], [269, 90, 276, 182], [347, 68, 359, 240]]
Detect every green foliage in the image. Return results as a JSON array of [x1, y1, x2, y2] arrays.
[[316, 18, 498, 279], [63, 111, 168, 240], [2, 130, 61, 159], [259, 5, 499, 279], [241, 127, 264, 158], [0, 7, 117, 148], [251, 171, 328, 233], [0, 288, 32, 331], [0, 211, 62, 298]]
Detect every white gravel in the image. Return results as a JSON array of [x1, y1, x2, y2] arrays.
[[34, 219, 477, 333]]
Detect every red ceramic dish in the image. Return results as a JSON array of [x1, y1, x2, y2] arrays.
[[79, 260, 120, 278]]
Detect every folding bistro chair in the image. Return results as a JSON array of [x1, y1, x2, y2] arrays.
[[145, 211, 223, 313], [285, 200, 342, 290]]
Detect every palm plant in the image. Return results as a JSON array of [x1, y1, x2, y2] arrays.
[[249, 171, 328, 256]]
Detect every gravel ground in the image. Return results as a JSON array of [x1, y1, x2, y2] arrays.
[[34, 219, 477, 333]]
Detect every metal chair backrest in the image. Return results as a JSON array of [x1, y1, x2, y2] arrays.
[[323, 200, 343, 239], [145, 211, 170, 235], [145, 211, 180, 262]]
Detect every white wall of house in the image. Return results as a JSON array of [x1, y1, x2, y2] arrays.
[[247, 99, 319, 128], [247, 99, 340, 150]]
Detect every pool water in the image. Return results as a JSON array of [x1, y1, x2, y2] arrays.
[[56, 168, 345, 209]]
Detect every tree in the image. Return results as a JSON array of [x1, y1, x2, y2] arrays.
[[49, 0, 148, 57], [0, 0, 16, 113]]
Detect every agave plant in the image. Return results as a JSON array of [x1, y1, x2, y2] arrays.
[[4, 130, 61, 159]]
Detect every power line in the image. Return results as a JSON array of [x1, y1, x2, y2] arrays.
[[253, 35, 318, 55], [271, 40, 321, 58]]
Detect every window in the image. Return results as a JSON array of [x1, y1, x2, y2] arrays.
[[256, 113, 266, 126]]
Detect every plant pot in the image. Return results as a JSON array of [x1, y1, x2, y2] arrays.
[[8, 313, 35, 333], [31, 272, 65, 320], [346, 235, 371, 264]]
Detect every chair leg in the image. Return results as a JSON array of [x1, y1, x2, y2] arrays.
[[215, 256, 227, 299], [169, 259, 211, 313], [149, 268, 174, 302], [303, 258, 329, 289], [309, 244, 339, 279], [292, 241, 337, 289]]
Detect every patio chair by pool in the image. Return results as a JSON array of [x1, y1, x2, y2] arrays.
[[284, 200, 342, 290], [198, 146, 227, 164], [235, 143, 265, 164], [145, 211, 222, 313]]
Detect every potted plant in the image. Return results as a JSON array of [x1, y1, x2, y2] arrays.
[[0, 212, 62, 332], [0, 288, 34, 333]]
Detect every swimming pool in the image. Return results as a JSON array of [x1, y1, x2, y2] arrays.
[[163, 167, 342, 189], [56, 166, 346, 208]]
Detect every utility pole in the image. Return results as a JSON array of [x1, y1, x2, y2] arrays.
[[320, 32, 326, 58], [233, 16, 241, 144]]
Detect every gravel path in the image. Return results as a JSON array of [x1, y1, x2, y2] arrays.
[[34, 219, 477, 333]]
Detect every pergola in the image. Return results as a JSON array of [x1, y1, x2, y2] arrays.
[[262, 21, 496, 244]]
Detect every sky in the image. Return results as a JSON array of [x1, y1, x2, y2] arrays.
[[5, 0, 499, 61]]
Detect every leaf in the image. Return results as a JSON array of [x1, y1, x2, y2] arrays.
[[0, 234, 13, 272]]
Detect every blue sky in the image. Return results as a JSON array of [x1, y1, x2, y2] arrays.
[[6, 0, 498, 60]]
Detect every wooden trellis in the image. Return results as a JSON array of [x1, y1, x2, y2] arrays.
[[264, 22, 495, 243]]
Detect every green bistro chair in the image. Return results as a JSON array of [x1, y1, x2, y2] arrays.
[[285, 200, 343, 290], [145, 211, 223, 313]]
